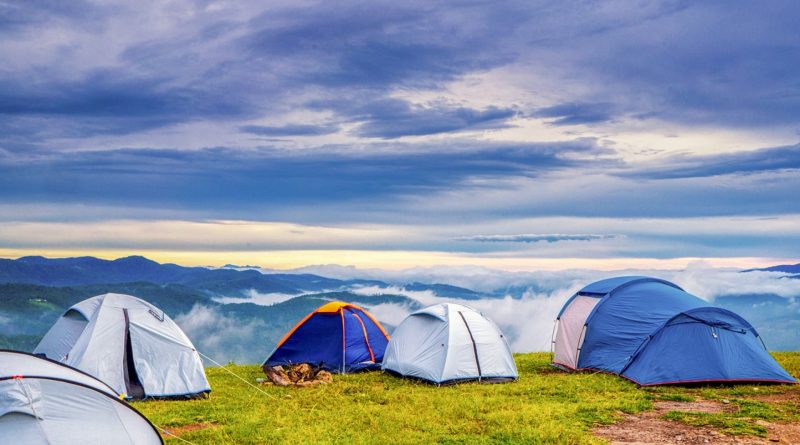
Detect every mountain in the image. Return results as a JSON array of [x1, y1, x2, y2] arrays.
[[0, 256, 373, 295], [742, 262, 800, 274]]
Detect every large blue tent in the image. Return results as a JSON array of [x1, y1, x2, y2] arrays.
[[552, 276, 796, 386], [263, 301, 389, 374]]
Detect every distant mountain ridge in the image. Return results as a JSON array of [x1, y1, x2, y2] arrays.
[[1, 255, 799, 361], [0, 255, 373, 295], [0, 255, 486, 299], [742, 262, 800, 274]]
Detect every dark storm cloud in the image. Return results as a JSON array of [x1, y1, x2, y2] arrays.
[[1, 0, 799, 236], [239, 124, 340, 137], [309, 98, 518, 139], [626, 144, 800, 179], [0, 139, 610, 217]]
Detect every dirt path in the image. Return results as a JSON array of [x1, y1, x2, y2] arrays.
[[593, 399, 800, 445]]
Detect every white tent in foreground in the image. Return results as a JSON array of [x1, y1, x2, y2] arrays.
[[382, 303, 518, 384], [0, 350, 163, 444], [34, 293, 210, 399]]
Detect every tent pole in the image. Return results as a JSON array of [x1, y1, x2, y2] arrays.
[[458, 311, 482, 381], [575, 324, 587, 367], [340, 309, 346, 374]]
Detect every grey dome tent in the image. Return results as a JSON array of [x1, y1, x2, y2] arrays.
[[34, 293, 210, 399], [0, 350, 163, 444], [382, 303, 518, 384]]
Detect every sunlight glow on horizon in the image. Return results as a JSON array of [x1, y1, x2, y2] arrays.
[[0, 248, 789, 272]]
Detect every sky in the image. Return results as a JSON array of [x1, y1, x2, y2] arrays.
[[1, 0, 799, 270]]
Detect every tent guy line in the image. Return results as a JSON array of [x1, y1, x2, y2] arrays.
[[196, 350, 275, 400]]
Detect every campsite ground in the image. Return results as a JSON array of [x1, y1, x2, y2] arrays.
[[134, 353, 800, 445]]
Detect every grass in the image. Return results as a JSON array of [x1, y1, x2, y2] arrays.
[[644, 352, 800, 438], [133, 352, 799, 444]]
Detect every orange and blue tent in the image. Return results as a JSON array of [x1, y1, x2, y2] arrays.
[[263, 301, 390, 373]]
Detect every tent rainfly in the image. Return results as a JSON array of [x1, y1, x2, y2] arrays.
[[0, 350, 163, 444], [34, 293, 210, 399], [552, 276, 798, 386], [382, 303, 518, 384], [264, 301, 390, 373]]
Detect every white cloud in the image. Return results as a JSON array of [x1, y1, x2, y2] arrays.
[[655, 263, 800, 300], [173, 304, 267, 364], [350, 285, 439, 303], [213, 289, 296, 306], [363, 303, 414, 328]]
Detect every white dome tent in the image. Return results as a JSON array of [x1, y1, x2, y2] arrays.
[[382, 303, 518, 384], [34, 293, 210, 399], [0, 350, 163, 445]]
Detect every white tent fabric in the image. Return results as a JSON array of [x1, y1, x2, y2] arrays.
[[382, 303, 518, 384], [0, 350, 116, 396], [552, 295, 600, 369], [34, 293, 210, 399], [0, 351, 162, 445]]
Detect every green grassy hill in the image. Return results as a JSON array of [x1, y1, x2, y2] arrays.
[[134, 353, 800, 444]]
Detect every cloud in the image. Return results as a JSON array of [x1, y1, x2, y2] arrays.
[[660, 263, 800, 300], [310, 98, 518, 138], [533, 102, 616, 126], [213, 290, 296, 306], [456, 234, 623, 243], [0, 140, 611, 221], [626, 144, 800, 179], [168, 262, 800, 362], [0, 0, 107, 34], [3, 1, 800, 262], [343, 280, 584, 351], [239, 124, 339, 137], [173, 304, 268, 364], [344, 263, 800, 351], [350, 285, 439, 303], [241, 2, 518, 90], [363, 303, 413, 328], [516, 1, 800, 128], [3, 0, 799, 150]]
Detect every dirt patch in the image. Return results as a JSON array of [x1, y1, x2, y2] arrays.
[[163, 422, 217, 438], [655, 400, 730, 414], [593, 400, 799, 445], [749, 390, 800, 405], [759, 420, 800, 445]]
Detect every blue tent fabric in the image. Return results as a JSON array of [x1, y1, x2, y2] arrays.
[[266, 312, 344, 370], [579, 278, 707, 373], [556, 276, 797, 385], [264, 302, 389, 373], [622, 307, 796, 385]]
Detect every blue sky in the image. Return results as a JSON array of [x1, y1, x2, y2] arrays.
[[1, 0, 799, 269]]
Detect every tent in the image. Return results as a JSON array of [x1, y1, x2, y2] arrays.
[[34, 293, 210, 399], [0, 350, 163, 444], [552, 276, 797, 385], [382, 303, 518, 384], [263, 301, 390, 373]]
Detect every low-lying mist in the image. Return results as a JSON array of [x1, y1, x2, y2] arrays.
[[173, 262, 800, 364]]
